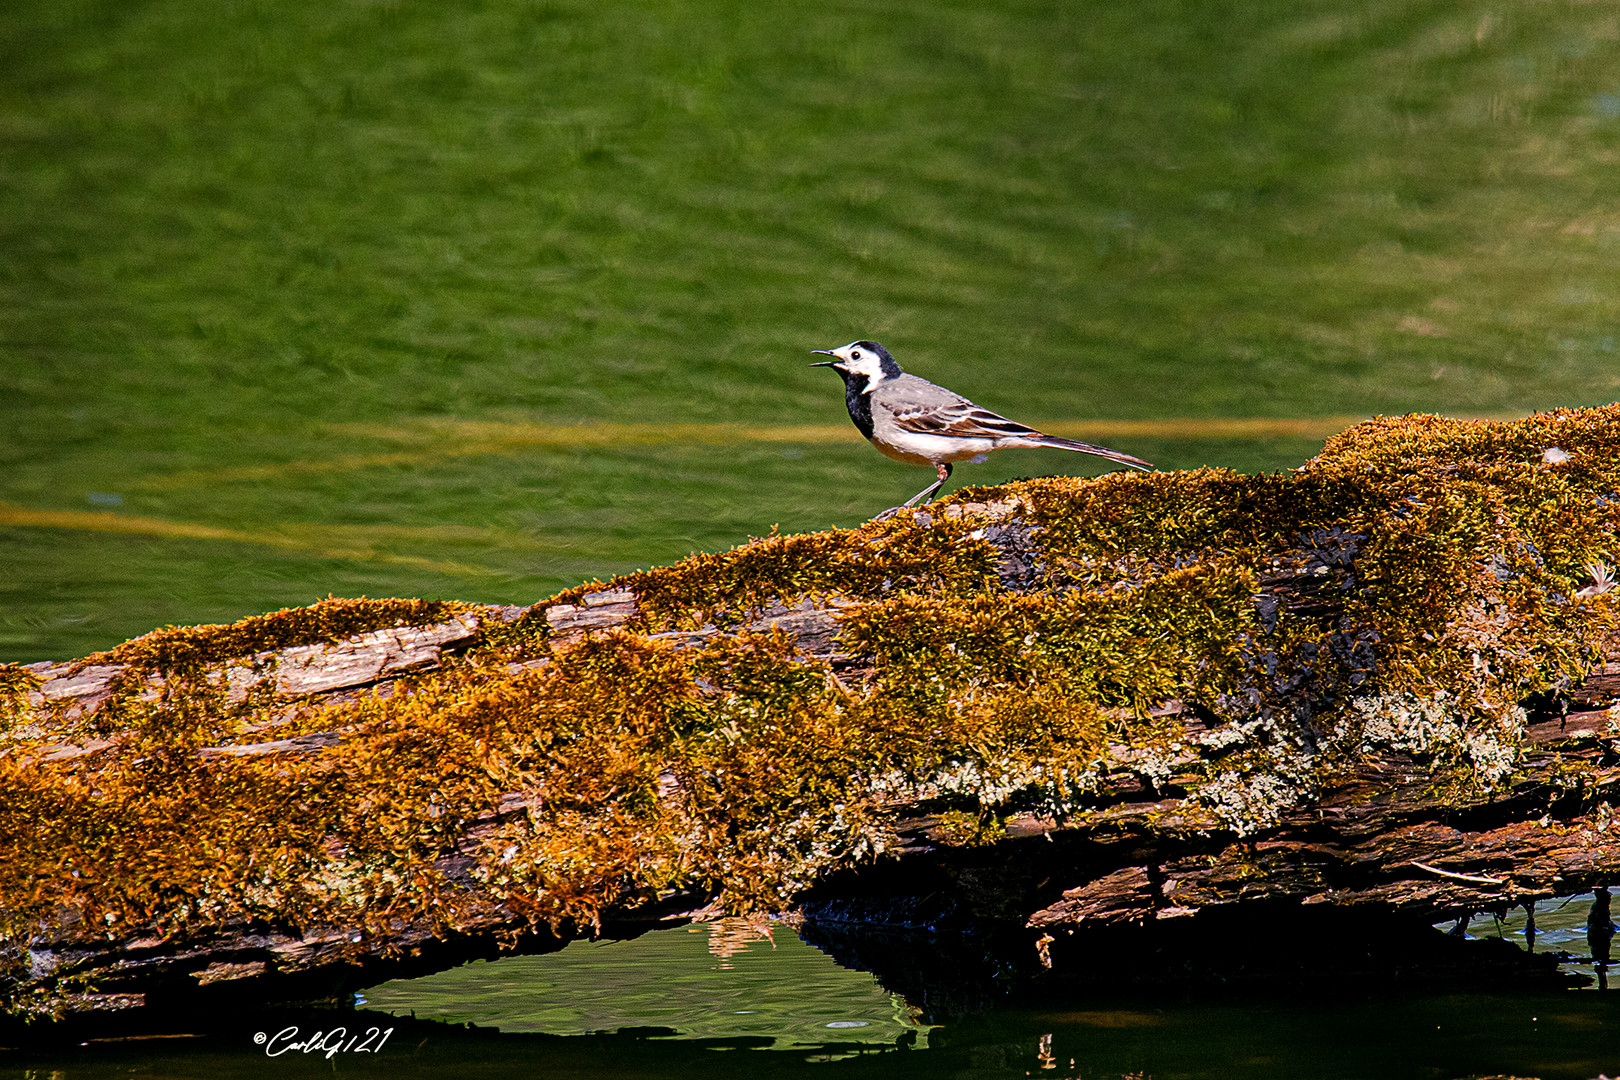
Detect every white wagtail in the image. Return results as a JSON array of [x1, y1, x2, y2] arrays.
[[811, 340, 1153, 516]]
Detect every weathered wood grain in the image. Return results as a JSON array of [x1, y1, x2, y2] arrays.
[[6, 532, 1619, 1020]]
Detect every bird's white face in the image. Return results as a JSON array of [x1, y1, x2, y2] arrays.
[[812, 341, 892, 385]]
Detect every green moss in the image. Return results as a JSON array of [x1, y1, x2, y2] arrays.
[[934, 810, 1008, 848], [3, 407, 1619, 1013]]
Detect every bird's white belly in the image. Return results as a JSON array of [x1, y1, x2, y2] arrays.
[[870, 429, 998, 466]]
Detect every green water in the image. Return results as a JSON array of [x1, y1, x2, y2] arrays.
[[7, 1000, 1620, 1078], [4, 919, 1620, 1078], [5, 0, 1620, 660], [1452, 893, 1620, 991], [5, 1, 1620, 1070], [360, 921, 932, 1047]]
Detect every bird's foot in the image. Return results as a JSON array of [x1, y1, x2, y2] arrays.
[[871, 505, 937, 525]]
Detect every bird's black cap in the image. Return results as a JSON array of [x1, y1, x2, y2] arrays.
[[860, 342, 902, 379]]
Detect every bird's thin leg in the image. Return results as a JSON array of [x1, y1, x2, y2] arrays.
[[875, 463, 953, 521], [902, 462, 953, 508]]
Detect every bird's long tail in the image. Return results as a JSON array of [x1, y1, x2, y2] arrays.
[[1033, 435, 1155, 472]]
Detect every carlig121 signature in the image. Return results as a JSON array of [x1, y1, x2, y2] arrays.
[[254, 1025, 394, 1058]]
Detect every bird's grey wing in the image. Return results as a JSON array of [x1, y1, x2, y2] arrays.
[[879, 375, 1043, 439]]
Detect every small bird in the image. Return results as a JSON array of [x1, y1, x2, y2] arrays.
[[811, 340, 1153, 516]]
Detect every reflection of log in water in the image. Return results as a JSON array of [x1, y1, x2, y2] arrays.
[[1589, 887, 1615, 990], [4, 407, 1620, 1027]]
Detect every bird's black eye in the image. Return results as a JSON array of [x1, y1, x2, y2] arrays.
[[851, 350, 863, 360]]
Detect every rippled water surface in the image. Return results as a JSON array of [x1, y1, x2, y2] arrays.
[[6, 0, 1620, 659], [6, 0, 1620, 1074]]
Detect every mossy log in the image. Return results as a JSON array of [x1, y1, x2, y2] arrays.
[[4, 407, 1620, 1021]]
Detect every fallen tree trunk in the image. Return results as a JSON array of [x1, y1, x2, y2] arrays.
[[3, 406, 1619, 1023]]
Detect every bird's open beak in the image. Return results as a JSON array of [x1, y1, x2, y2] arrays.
[[809, 349, 840, 367]]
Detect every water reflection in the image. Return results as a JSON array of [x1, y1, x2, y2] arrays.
[[361, 919, 931, 1050], [1443, 892, 1619, 989], [1589, 888, 1615, 992], [8, 991, 1620, 1080], [334, 914, 1620, 1078]]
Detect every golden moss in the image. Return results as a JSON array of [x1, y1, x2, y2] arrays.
[[84, 596, 470, 676], [3, 407, 1619, 1012], [0, 665, 39, 738], [934, 809, 1008, 847], [611, 518, 1006, 631]]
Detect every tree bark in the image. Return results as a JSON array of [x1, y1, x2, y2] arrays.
[[5, 407, 1620, 1023], [7, 587, 1616, 1019]]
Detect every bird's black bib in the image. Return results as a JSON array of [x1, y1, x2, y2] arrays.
[[837, 372, 875, 440]]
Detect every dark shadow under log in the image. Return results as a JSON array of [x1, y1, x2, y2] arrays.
[[3, 406, 1620, 1027]]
